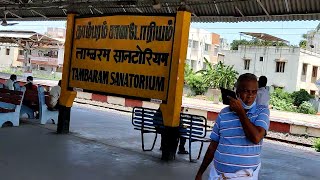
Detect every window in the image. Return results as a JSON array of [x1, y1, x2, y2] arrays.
[[218, 54, 225, 62], [202, 63, 207, 70], [6, 48, 10, 55], [213, 47, 218, 56], [276, 62, 286, 73], [19, 50, 24, 55], [302, 63, 308, 75], [190, 60, 196, 70], [244, 59, 250, 70], [188, 40, 192, 47], [312, 66, 318, 77], [310, 90, 316, 96], [205, 44, 210, 51], [260, 57, 264, 61], [192, 41, 198, 49]]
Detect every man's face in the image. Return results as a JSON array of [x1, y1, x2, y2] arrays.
[[237, 80, 258, 106]]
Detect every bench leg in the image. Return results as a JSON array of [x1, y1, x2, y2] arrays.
[[189, 138, 192, 162], [197, 142, 204, 160], [187, 139, 198, 163], [141, 131, 158, 151]]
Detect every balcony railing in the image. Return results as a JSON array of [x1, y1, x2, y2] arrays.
[[18, 55, 58, 62]]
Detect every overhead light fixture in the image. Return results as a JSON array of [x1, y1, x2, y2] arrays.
[[153, 0, 161, 10]]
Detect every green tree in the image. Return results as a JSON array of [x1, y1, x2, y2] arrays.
[[230, 39, 289, 50], [299, 40, 307, 48], [230, 39, 250, 50], [298, 101, 316, 114], [291, 89, 313, 106], [185, 73, 208, 95], [270, 88, 296, 112], [184, 64, 193, 77], [197, 59, 238, 90], [196, 58, 216, 88]]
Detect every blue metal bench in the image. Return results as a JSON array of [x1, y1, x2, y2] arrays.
[[38, 86, 58, 125], [20, 86, 58, 124], [0, 87, 26, 127], [132, 107, 211, 162]]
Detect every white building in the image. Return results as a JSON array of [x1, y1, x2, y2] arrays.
[[0, 44, 21, 68], [185, 27, 221, 71], [222, 45, 320, 96], [17, 46, 64, 72]]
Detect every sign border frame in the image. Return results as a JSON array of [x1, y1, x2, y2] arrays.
[[67, 13, 177, 104]]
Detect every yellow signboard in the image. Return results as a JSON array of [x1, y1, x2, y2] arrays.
[[68, 14, 176, 103]]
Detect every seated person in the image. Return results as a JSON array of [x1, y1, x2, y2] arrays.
[[22, 76, 39, 113], [4, 74, 17, 90], [156, 107, 189, 155], [13, 81, 21, 91], [46, 80, 61, 111]]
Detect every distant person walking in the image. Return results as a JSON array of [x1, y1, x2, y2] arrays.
[[256, 76, 270, 107], [4, 74, 17, 90]]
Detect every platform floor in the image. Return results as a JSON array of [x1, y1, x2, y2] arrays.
[[1, 104, 320, 180]]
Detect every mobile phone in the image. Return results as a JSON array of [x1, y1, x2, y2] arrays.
[[220, 87, 237, 105]]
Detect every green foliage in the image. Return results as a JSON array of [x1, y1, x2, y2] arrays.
[[270, 88, 296, 112], [230, 39, 289, 50], [271, 88, 294, 104], [298, 101, 316, 114], [300, 40, 307, 48], [0, 68, 61, 81], [270, 88, 316, 114], [185, 73, 208, 95], [184, 64, 193, 78], [208, 96, 214, 101], [313, 138, 320, 152], [302, 34, 308, 39], [197, 59, 238, 90], [291, 89, 313, 106], [230, 39, 251, 50]]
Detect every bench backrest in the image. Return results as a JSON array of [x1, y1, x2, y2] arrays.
[[132, 107, 163, 130], [0, 87, 25, 110], [0, 88, 24, 105], [132, 107, 208, 138], [38, 86, 50, 111], [180, 113, 207, 139]]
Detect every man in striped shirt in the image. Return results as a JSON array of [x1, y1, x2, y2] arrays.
[[196, 73, 270, 180]]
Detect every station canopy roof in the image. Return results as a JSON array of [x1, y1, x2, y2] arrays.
[[0, 0, 320, 23], [0, 30, 62, 46], [240, 32, 289, 43]]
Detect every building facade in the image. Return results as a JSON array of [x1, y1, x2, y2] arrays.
[[185, 27, 222, 71], [222, 45, 320, 96], [17, 46, 64, 72], [0, 45, 20, 68]]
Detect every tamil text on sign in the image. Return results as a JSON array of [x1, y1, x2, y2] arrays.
[[68, 15, 176, 103]]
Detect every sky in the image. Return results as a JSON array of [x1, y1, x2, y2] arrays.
[[192, 21, 320, 45], [0, 20, 319, 46]]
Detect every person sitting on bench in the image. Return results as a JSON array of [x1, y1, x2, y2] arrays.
[[23, 76, 39, 113], [156, 107, 189, 155], [4, 74, 17, 90], [46, 80, 61, 111]]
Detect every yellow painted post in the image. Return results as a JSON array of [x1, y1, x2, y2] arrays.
[[160, 11, 191, 160], [160, 10, 191, 127], [57, 14, 77, 134]]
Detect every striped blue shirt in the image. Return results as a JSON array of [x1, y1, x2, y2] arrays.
[[210, 104, 270, 174]]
